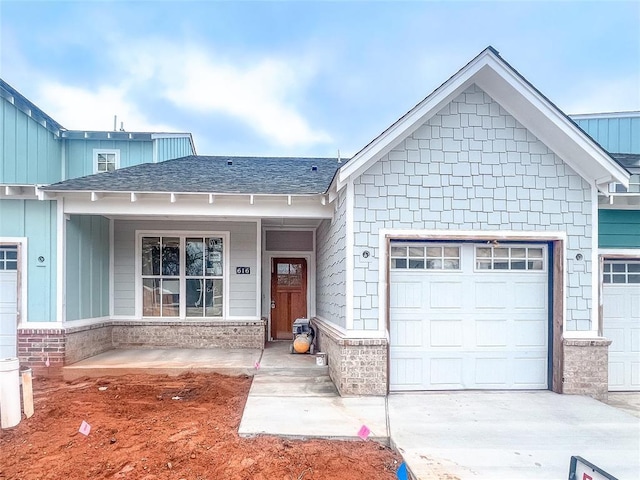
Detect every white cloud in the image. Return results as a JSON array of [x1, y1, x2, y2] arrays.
[[35, 83, 178, 133], [112, 41, 332, 148]]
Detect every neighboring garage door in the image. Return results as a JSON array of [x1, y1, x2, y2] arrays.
[[390, 242, 549, 391], [0, 246, 19, 359], [603, 259, 640, 391]]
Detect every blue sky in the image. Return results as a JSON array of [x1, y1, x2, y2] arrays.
[[1, 1, 638, 157]]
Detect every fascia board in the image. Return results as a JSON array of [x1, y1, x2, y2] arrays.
[[474, 58, 630, 187]]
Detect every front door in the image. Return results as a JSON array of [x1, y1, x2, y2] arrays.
[[271, 258, 307, 340]]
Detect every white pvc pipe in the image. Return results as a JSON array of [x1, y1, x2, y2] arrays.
[[0, 358, 21, 429]]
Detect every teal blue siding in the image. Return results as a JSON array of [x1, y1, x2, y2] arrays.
[[66, 139, 154, 179], [66, 215, 110, 321], [0, 199, 57, 322], [156, 136, 195, 162], [1, 97, 62, 184], [574, 116, 640, 154], [599, 209, 640, 248]]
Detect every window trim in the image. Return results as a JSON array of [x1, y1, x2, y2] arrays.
[[135, 231, 230, 319], [93, 149, 120, 174]]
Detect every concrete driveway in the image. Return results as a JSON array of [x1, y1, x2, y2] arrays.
[[388, 391, 640, 480]]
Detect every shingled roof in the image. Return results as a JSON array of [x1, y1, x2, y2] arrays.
[[42, 156, 344, 195]]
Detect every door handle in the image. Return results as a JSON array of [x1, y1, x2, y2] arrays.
[[270, 300, 276, 309]]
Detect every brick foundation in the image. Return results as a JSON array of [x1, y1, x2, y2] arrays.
[[314, 318, 387, 396], [562, 338, 611, 401], [17, 328, 66, 377], [17, 319, 266, 374], [111, 321, 265, 349]]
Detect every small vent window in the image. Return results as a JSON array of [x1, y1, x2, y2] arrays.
[[604, 261, 640, 284], [391, 244, 460, 270], [94, 149, 120, 173]]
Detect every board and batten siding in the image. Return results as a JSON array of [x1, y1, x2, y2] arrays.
[[66, 139, 154, 179], [65, 215, 110, 321], [1, 96, 62, 185], [573, 116, 640, 154], [315, 189, 347, 328], [599, 209, 640, 249], [113, 220, 257, 318], [352, 84, 594, 331], [155, 137, 194, 162], [0, 199, 57, 322]]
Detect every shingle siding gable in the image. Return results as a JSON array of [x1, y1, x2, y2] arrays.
[[351, 84, 594, 331]]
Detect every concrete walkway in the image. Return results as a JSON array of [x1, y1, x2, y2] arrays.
[[388, 391, 640, 480], [62, 347, 262, 380], [238, 342, 388, 442]]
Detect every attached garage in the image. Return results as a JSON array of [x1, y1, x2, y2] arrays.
[[0, 245, 18, 359], [603, 259, 640, 391], [389, 242, 550, 391]]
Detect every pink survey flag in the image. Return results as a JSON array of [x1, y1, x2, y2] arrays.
[[357, 424, 371, 440], [79, 420, 91, 436]]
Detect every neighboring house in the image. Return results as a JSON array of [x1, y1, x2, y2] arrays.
[[0, 47, 634, 401], [0, 78, 196, 363], [571, 112, 640, 392]]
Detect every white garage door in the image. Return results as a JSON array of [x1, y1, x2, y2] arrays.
[[0, 246, 19, 359], [603, 259, 640, 391], [390, 243, 549, 391]]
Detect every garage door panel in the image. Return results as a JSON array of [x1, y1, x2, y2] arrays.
[[430, 319, 462, 347], [390, 357, 423, 389], [474, 282, 507, 309], [603, 261, 640, 391], [430, 281, 465, 309], [390, 242, 549, 391], [632, 363, 640, 389], [475, 320, 507, 347], [513, 282, 547, 309], [390, 282, 423, 308], [514, 320, 547, 347], [474, 357, 507, 385], [0, 268, 18, 359], [430, 358, 463, 386], [391, 319, 423, 347]]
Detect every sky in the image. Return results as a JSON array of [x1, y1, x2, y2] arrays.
[[1, 1, 639, 157]]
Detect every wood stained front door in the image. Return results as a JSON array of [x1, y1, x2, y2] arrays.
[[271, 258, 307, 340]]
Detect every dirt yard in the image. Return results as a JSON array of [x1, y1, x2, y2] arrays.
[[0, 373, 402, 480]]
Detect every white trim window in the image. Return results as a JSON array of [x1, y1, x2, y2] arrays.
[[139, 233, 227, 318], [391, 243, 461, 270], [603, 260, 640, 284], [0, 246, 18, 270], [475, 245, 545, 271], [93, 149, 120, 173]]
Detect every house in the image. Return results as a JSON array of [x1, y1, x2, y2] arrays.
[[571, 112, 640, 392], [1, 47, 635, 401]]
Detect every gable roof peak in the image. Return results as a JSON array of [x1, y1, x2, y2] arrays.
[[336, 47, 629, 193]]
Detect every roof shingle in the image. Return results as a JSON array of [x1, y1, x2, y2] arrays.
[[43, 156, 344, 195]]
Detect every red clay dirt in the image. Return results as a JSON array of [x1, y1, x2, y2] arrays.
[[0, 373, 402, 480]]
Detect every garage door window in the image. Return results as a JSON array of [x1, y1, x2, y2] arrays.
[[0, 246, 17, 270], [603, 261, 640, 284], [475, 246, 544, 271], [391, 244, 460, 270]]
